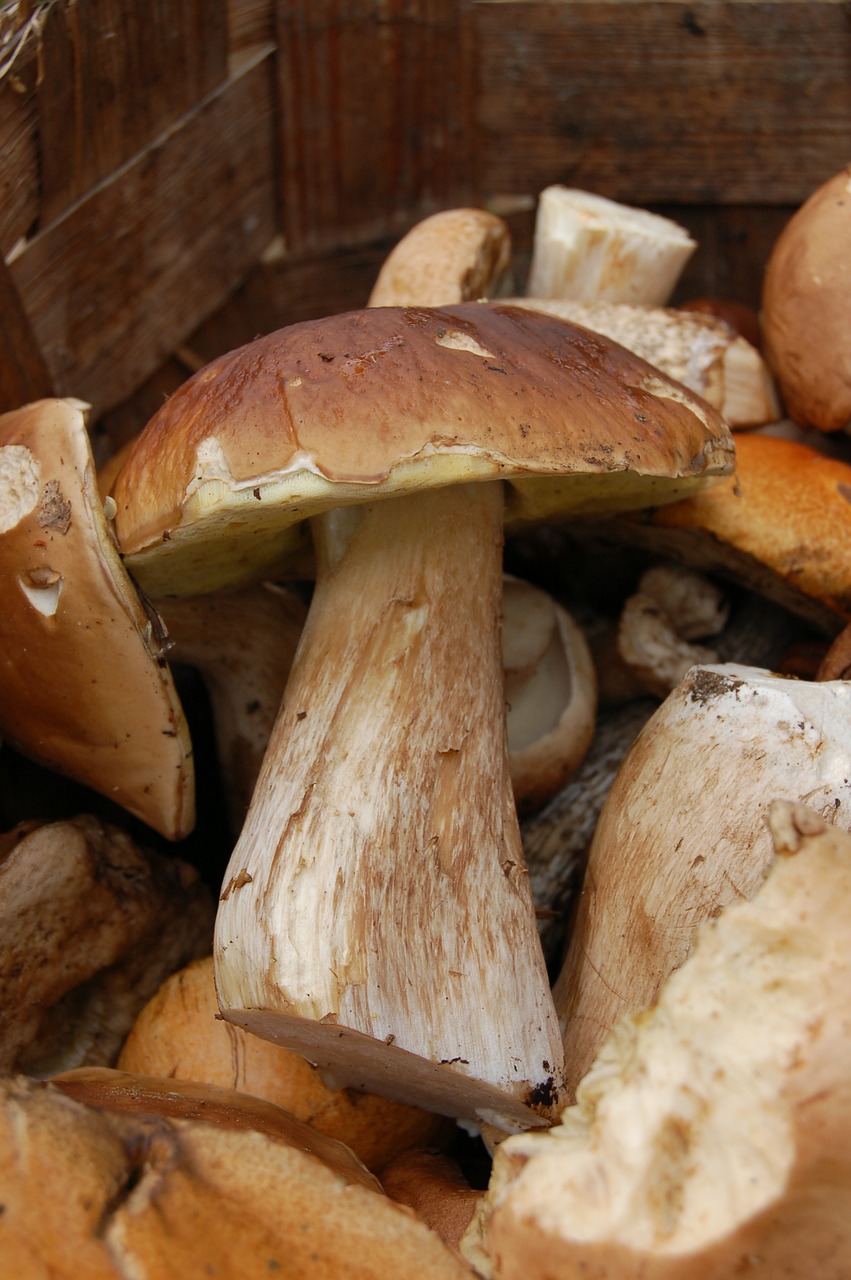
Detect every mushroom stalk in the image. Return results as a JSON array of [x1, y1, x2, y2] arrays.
[[215, 480, 565, 1130]]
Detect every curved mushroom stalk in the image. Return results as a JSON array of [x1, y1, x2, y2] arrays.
[[464, 802, 851, 1280], [554, 662, 851, 1096], [159, 583, 308, 830], [215, 481, 565, 1132], [368, 208, 511, 308], [502, 574, 597, 814]]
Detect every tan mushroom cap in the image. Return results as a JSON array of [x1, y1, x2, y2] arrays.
[[0, 399, 194, 838], [368, 208, 511, 307], [761, 165, 851, 432], [110, 303, 733, 598], [619, 430, 851, 633]]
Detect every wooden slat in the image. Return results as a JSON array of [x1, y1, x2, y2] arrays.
[[9, 48, 278, 418], [37, 0, 230, 223], [274, 0, 478, 252], [0, 256, 54, 413], [0, 37, 39, 255], [474, 1, 851, 206], [229, 0, 275, 52]]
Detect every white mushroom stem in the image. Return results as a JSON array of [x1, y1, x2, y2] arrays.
[[214, 481, 565, 1131]]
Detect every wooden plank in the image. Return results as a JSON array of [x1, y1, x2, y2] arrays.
[[228, 0, 275, 52], [274, 0, 478, 252], [0, 256, 54, 414], [37, 0, 230, 223], [0, 32, 39, 255], [474, 1, 851, 206], [9, 48, 278, 418]]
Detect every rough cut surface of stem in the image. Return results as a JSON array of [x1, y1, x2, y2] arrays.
[[215, 482, 565, 1130]]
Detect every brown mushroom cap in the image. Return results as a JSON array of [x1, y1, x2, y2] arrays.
[[614, 431, 851, 634], [110, 303, 733, 598], [368, 208, 512, 307], [761, 165, 851, 432], [0, 398, 194, 838]]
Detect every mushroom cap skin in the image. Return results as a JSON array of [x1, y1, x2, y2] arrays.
[[614, 430, 851, 634], [463, 802, 851, 1280], [0, 398, 194, 839], [761, 165, 851, 432], [0, 1073, 473, 1279], [367, 208, 512, 307], [109, 302, 734, 598]]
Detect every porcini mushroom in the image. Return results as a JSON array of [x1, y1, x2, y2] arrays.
[[464, 801, 851, 1280], [761, 164, 851, 432], [108, 301, 733, 1130], [368, 207, 512, 307], [554, 662, 851, 1095], [0, 398, 193, 838]]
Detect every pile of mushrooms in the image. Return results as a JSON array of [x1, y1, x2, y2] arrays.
[[2, 167, 851, 1274]]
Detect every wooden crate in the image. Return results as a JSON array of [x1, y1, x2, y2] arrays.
[[2, 0, 850, 444]]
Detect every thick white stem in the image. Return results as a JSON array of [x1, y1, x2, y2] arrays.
[[214, 482, 564, 1130]]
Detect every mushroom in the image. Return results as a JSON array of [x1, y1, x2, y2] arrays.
[[0, 398, 193, 839], [108, 301, 733, 1131], [553, 662, 851, 1096], [117, 954, 454, 1173], [0, 1073, 473, 1279], [507, 296, 780, 428], [0, 813, 214, 1076], [368, 208, 512, 307], [761, 164, 851, 432], [381, 1148, 483, 1254], [525, 186, 696, 304], [586, 429, 851, 636], [158, 583, 309, 830], [502, 574, 597, 814], [463, 802, 851, 1279]]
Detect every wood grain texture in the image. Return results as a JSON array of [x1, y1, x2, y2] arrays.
[[0, 256, 54, 412], [0, 37, 39, 256], [274, 0, 478, 251], [9, 49, 277, 418], [36, 0, 229, 223], [474, 1, 851, 205]]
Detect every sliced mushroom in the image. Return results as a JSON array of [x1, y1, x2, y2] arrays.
[[464, 802, 851, 1279], [0, 814, 214, 1077], [0, 399, 194, 838], [368, 208, 512, 307], [525, 186, 696, 305], [553, 663, 851, 1096], [507, 296, 779, 427]]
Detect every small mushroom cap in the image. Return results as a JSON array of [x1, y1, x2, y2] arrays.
[[368, 208, 511, 307], [0, 399, 194, 838], [617, 431, 851, 633], [110, 303, 733, 597], [762, 165, 851, 432]]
